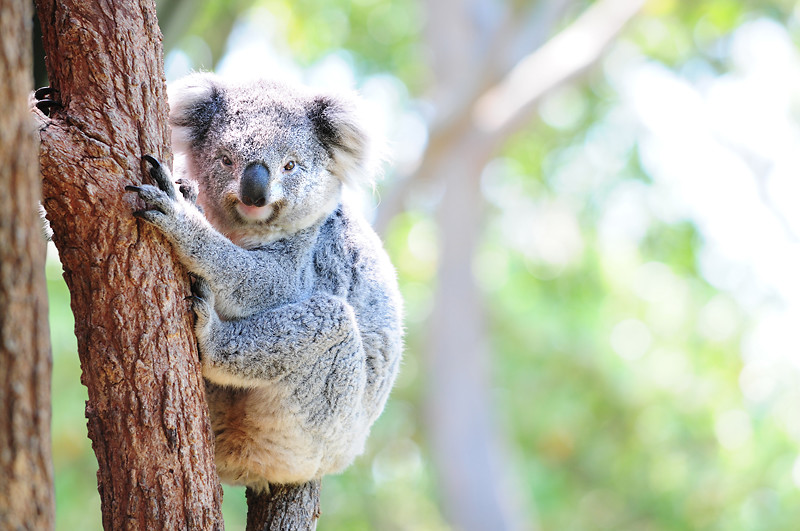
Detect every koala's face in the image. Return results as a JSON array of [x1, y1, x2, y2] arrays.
[[169, 74, 372, 246]]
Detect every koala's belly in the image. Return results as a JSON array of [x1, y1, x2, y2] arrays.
[[204, 382, 352, 487]]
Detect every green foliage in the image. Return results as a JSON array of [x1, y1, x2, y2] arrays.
[[49, 0, 800, 529], [254, 0, 427, 87]]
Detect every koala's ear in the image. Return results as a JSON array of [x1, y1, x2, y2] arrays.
[[307, 93, 377, 187], [168, 73, 225, 153]]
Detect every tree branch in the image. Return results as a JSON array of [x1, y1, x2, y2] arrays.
[[422, 0, 575, 141], [501, 0, 575, 73], [376, 0, 642, 232], [473, 0, 645, 138]]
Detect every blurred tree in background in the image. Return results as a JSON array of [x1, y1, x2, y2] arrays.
[[47, 0, 800, 529]]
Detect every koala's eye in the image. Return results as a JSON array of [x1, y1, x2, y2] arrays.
[[283, 161, 296, 172], [221, 155, 233, 167]]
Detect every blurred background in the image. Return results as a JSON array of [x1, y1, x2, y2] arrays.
[[46, 0, 800, 529]]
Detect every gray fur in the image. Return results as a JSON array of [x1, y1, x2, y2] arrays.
[[127, 73, 403, 491]]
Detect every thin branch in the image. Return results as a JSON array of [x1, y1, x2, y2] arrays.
[[473, 0, 645, 138], [435, 0, 576, 128], [501, 0, 575, 76], [425, 0, 576, 146]]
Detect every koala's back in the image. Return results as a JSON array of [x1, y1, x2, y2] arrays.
[[207, 201, 402, 487]]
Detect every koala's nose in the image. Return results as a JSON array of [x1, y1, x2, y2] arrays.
[[240, 163, 270, 207]]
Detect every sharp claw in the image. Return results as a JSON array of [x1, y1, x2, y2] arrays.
[[132, 210, 149, 219], [142, 154, 160, 168], [142, 154, 176, 198], [35, 99, 62, 116], [125, 185, 142, 192], [34, 86, 55, 99], [185, 295, 201, 302]]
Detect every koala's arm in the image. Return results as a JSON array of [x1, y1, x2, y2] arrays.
[[126, 156, 303, 312], [192, 281, 366, 395]]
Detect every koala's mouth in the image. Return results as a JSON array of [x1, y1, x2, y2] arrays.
[[237, 202, 272, 219], [235, 199, 284, 225]]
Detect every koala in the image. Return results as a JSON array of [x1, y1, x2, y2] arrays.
[[125, 73, 403, 492]]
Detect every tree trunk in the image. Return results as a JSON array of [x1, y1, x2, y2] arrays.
[[424, 132, 524, 531], [245, 482, 321, 531], [392, 3, 645, 529], [33, 0, 223, 528], [0, 0, 55, 528]]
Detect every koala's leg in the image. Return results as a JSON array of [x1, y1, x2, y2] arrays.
[[194, 293, 366, 398]]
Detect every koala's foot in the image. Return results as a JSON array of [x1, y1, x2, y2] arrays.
[[186, 277, 215, 325], [33, 86, 62, 116], [188, 276, 213, 305]]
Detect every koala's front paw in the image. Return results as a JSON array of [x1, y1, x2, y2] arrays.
[[125, 183, 177, 225], [125, 156, 181, 229], [142, 155, 177, 200]]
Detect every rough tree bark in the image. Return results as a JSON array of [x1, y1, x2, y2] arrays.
[[0, 0, 55, 528], [245, 482, 321, 531], [33, 0, 223, 528]]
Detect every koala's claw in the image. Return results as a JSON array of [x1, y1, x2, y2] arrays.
[[125, 181, 177, 229], [34, 87, 53, 99], [186, 289, 214, 329], [33, 86, 62, 116], [191, 277, 214, 301], [142, 155, 176, 200], [36, 100, 61, 115], [132, 209, 158, 222]]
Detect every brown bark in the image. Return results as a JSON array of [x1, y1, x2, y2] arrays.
[[33, 0, 223, 528], [245, 482, 321, 531], [0, 0, 55, 528]]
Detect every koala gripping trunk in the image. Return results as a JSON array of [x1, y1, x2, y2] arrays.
[[33, 0, 223, 529]]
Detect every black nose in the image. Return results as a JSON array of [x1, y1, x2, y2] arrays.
[[240, 163, 270, 207]]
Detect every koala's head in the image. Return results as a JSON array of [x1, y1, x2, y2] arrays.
[[168, 73, 374, 246]]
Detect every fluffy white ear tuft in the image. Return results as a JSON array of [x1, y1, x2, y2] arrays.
[[307, 92, 382, 189], [168, 72, 224, 153]]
